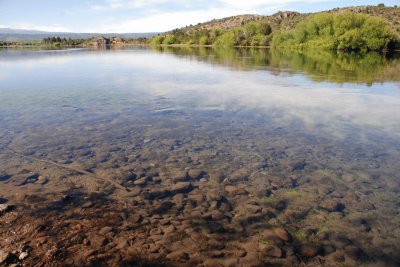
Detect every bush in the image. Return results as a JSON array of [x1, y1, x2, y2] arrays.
[[272, 12, 398, 51]]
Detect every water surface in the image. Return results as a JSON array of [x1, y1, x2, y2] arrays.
[[0, 47, 399, 266]]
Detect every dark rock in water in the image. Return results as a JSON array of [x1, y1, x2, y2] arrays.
[[152, 201, 174, 214], [0, 250, 18, 264], [150, 188, 171, 199], [319, 200, 345, 212], [0, 198, 8, 204], [292, 162, 306, 171], [0, 204, 12, 216], [171, 182, 192, 194], [0, 172, 11, 182], [188, 169, 205, 179], [344, 245, 363, 260], [18, 174, 39, 186], [274, 200, 287, 211], [274, 227, 292, 242], [300, 244, 320, 257]]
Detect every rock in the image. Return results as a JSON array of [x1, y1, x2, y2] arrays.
[[0, 250, 18, 264], [131, 214, 143, 223], [99, 226, 113, 235], [134, 177, 148, 186], [171, 170, 188, 182], [319, 200, 345, 212], [208, 239, 225, 250], [0, 198, 8, 204], [224, 185, 248, 195], [150, 188, 170, 199], [19, 251, 29, 260], [260, 245, 282, 258], [0, 204, 12, 216], [166, 250, 189, 261], [292, 162, 306, 171], [211, 210, 225, 220], [87, 233, 108, 248], [300, 244, 320, 257], [0, 172, 11, 182], [274, 228, 292, 242], [81, 201, 94, 208], [188, 169, 205, 179], [162, 225, 176, 234], [171, 182, 192, 194], [152, 201, 174, 214]]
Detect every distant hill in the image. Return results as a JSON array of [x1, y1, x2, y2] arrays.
[[0, 28, 158, 41]]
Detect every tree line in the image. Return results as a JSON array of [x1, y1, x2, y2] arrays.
[[150, 11, 399, 52]]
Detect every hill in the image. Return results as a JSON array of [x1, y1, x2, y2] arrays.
[[151, 5, 400, 51]]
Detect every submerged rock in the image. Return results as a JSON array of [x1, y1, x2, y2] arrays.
[[300, 244, 320, 257], [274, 227, 292, 242], [171, 182, 192, 194], [0, 204, 12, 216]]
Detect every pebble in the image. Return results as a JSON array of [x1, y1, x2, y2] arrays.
[[0, 204, 12, 216], [166, 250, 189, 261], [300, 244, 320, 257], [274, 227, 292, 242], [171, 182, 192, 194], [260, 244, 282, 258], [19, 251, 29, 260], [134, 177, 148, 186]]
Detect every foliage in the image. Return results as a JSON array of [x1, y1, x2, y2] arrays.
[[272, 12, 398, 51], [150, 20, 273, 47]]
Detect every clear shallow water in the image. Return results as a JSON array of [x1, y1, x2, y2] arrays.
[[0, 47, 400, 266]]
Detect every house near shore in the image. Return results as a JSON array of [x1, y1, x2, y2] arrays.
[[90, 36, 110, 47], [90, 36, 124, 47]]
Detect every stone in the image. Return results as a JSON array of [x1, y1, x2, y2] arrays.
[[99, 226, 113, 235], [171, 170, 189, 182], [166, 250, 189, 261], [300, 244, 320, 257], [81, 202, 94, 208], [319, 200, 345, 212], [0, 172, 11, 182], [88, 233, 108, 248], [0, 204, 12, 216], [171, 182, 192, 194], [134, 177, 148, 186], [188, 169, 205, 179], [152, 201, 174, 214], [162, 225, 176, 234], [0, 250, 18, 264], [19, 251, 29, 260], [260, 245, 282, 258], [131, 214, 143, 223], [274, 228, 292, 242], [224, 185, 248, 195]]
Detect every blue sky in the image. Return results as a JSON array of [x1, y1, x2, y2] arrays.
[[0, 0, 398, 33]]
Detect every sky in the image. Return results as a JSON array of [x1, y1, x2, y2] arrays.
[[0, 0, 398, 33]]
